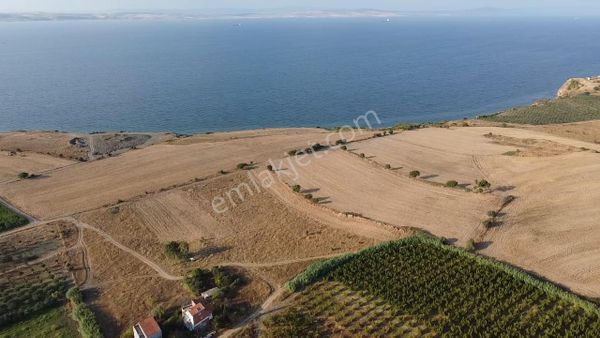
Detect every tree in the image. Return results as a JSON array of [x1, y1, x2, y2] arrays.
[[184, 269, 214, 295], [409, 170, 421, 178], [292, 185, 301, 193], [446, 180, 458, 188], [18, 172, 29, 179]]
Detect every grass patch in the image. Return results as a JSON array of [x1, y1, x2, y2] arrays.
[[480, 95, 600, 125], [0, 203, 29, 233], [287, 236, 600, 337], [0, 306, 79, 338]]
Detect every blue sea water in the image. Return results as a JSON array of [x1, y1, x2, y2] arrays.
[[1, 17, 600, 133]]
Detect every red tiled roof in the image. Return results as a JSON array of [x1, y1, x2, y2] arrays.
[[189, 299, 213, 323], [138, 317, 161, 337]]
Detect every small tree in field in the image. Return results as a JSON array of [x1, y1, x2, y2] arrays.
[[292, 185, 301, 193], [18, 172, 29, 179], [409, 170, 421, 178]]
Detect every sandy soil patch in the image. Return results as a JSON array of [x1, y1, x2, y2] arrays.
[[0, 131, 88, 161], [0, 151, 74, 182], [0, 128, 365, 219]]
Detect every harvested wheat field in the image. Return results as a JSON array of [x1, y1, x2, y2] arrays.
[[0, 131, 88, 160], [0, 151, 74, 182], [76, 171, 383, 274], [276, 149, 499, 245], [528, 120, 600, 144], [0, 128, 365, 219], [477, 150, 600, 297]]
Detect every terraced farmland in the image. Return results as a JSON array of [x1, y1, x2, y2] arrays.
[[481, 95, 600, 125], [282, 237, 600, 337]]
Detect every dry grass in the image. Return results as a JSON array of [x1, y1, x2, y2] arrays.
[[0, 128, 359, 219], [0, 151, 74, 182], [77, 171, 379, 275], [0, 131, 88, 160]]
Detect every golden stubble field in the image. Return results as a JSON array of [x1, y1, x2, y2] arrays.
[[0, 128, 374, 219]]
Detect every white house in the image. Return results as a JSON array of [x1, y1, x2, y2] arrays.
[[133, 317, 162, 338], [182, 299, 214, 331]]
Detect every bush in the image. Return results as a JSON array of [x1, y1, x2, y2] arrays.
[[267, 165, 273, 171], [446, 180, 458, 188], [335, 139, 347, 145], [466, 239, 476, 252], [359, 153, 366, 158], [184, 269, 214, 296], [487, 210, 498, 218], [292, 185, 301, 193], [73, 304, 103, 338], [409, 170, 421, 178], [385, 164, 392, 169], [18, 172, 29, 179], [482, 219, 495, 229], [304, 194, 313, 200], [66, 287, 83, 304], [164, 241, 189, 260], [476, 179, 491, 189], [287, 150, 298, 156], [237, 163, 248, 170], [340, 145, 347, 151]]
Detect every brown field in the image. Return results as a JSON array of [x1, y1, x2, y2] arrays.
[[0, 151, 74, 182], [528, 120, 600, 144], [275, 148, 498, 245], [76, 171, 382, 274], [0, 131, 88, 160], [0, 128, 374, 219], [478, 150, 600, 297], [269, 126, 600, 297]]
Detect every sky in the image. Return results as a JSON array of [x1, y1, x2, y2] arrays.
[[0, 0, 598, 16]]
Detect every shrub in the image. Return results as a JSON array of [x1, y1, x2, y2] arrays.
[[446, 180, 458, 188], [292, 185, 301, 193], [237, 163, 248, 170], [340, 146, 347, 151], [388, 129, 394, 135], [18, 172, 29, 179], [304, 194, 313, 200], [219, 170, 227, 175], [164, 241, 189, 260], [311, 198, 320, 204], [466, 239, 476, 252], [476, 179, 491, 189], [287, 150, 298, 156], [359, 153, 366, 158], [385, 164, 392, 169], [184, 269, 214, 296], [335, 139, 347, 145], [73, 304, 103, 338], [487, 210, 498, 218], [409, 170, 421, 178], [267, 165, 273, 171], [66, 287, 83, 304], [482, 219, 495, 229], [151, 305, 165, 321]]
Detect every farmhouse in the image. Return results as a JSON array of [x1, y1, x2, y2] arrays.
[[133, 317, 162, 338], [182, 298, 214, 331]]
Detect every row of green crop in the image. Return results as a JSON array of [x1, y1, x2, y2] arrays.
[[0, 278, 69, 327], [324, 236, 600, 337], [480, 95, 600, 125], [0, 203, 29, 233], [67, 287, 102, 338]]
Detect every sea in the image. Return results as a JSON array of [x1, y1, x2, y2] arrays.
[[1, 16, 600, 133]]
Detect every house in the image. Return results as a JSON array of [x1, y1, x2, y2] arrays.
[[182, 298, 214, 331], [201, 287, 221, 301], [133, 317, 162, 338]]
